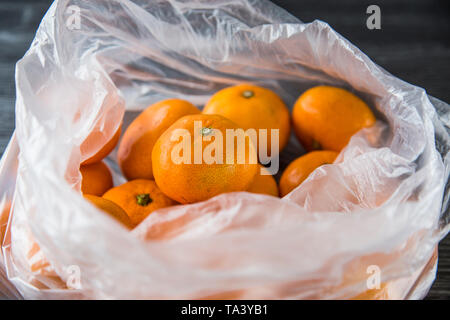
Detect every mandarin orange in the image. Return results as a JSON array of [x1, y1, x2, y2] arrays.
[[279, 150, 338, 197], [118, 99, 199, 180], [152, 114, 258, 204], [103, 179, 176, 227], [292, 86, 375, 152], [203, 84, 290, 157]]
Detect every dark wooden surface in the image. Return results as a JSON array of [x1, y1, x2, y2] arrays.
[[0, 0, 448, 299]]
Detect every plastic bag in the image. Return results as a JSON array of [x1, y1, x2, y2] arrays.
[[1, 0, 449, 299]]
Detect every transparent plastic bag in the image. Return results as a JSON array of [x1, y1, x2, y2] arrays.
[[0, 0, 449, 299]]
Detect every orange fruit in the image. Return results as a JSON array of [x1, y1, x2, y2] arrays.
[[247, 165, 279, 197], [80, 161, 113, 196], [202, 84, 290, 156], [84, 195, 133, 229], [279, 150, 338, 197], [81, 125, 122, 165], [292, 86, 376, 152], [118, 99, 200, 180], [152, 114, 258, 204], [102, 179, 176, 227]]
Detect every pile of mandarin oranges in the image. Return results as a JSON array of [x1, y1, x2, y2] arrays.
[[80, 84, 376, 229]]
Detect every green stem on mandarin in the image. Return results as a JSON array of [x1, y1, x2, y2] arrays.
[[242, 90, 254, 98], [312, 140, 322, 150], [200, 127, 213, 136], [136, 193, 152, 206]]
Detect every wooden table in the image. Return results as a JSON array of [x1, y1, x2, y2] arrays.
[[0, 0, 448, 299]]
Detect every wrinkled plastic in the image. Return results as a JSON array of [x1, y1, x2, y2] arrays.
[[0, 0, 449, 299]]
